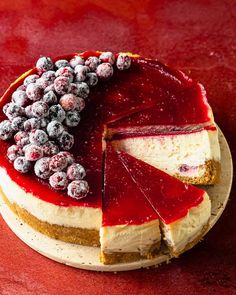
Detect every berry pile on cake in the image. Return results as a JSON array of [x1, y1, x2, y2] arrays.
[[0, 51, 220, 265]]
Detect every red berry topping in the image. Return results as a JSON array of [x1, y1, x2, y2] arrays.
[[54, 76, 70, 95], [12, 90, 29, 107], [29, 129, 48, 145], [4, 102, 24, 120], [55, 60, 69, 69], [31, 101, 49, 118], [42, 141, 59, 156], [99, 52, 115, 64], [14, 156, 31, 173], [36, 57, 54, 73], [55, 67, 74, 83], [76, 82, 90, 99], [7, 145, 24, 162], [96, 63, 113, 80], [69, 56, 84, 68], [11, 116, 26, 132], [24, 144, 43, 161], [49, 172, 68, 190], [85, 56, 100, 71], [116, 53, 131, 70], [0, 120, 14, 140], [41, 70, 56, 83], [14, 131, 30, 146], [36, 77, 52, 89], [58, 151, 74, 165], [59, 94, 79, 111], [49, 154, 68, 172], [26, 83, 44, 101], [58, 131, 74, 151], [43, 91, 57, 105], [67, 163, 86, 180], [46, 121, 64, 138], [25, 105, 34, 118], [49, 104, 66, 122], [24, 118, 41, 132], [34, 157, 52, 179], [24, 74, 39, 86], [67, 180, 89, 199]]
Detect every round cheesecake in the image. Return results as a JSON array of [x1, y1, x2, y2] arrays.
[[0, 51, 221, 264]]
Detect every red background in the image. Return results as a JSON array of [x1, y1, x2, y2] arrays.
[[0, 1, 235, 294]]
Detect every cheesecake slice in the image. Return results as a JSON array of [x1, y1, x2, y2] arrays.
[[100, 144, 161, 264], [118, 151, 211, 257]]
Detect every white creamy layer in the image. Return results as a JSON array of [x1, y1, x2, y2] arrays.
[[100, 219, 161, 255], [113, 128, 220, 177], [162, 193, 211, 255], [0, 168, 102, 230]]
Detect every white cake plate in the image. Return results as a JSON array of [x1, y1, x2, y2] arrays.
[[0, 128, 233, 272]]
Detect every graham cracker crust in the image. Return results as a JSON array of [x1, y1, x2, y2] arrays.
[[100, 241, 161, 265], [175, 160, 221, 185], [0, 190, 100, 247]]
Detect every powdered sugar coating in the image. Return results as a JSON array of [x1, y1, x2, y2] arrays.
[[4, 103, 24, 120], [24, 144, 43, 161], [7, 145, 24, 162], [57, 131, 74, 150], [49, 172, 68, 190], [49, 154, 68, 172], [67, 163, 86, 180], [29, 129, 48, 145], [13, 156, 31, 173], [116, 53, 132, 70], [59, 94, 79, 111], [86, 72, 98, 87], [42, 141, 59, 156], [24, 74, 40, 86], [49, 104, 66, 122], [24, 118, 41, 132], [11, 117, 26, 132], [14, 131, 30, 146], [54, 76, 70, 95], [46, 121, 64, 138], [96, 63, 113, 80], [34, 157, 52, 179], [36, 57, 54, 72], [42, 91, 57, 105], [59, 151, 74, 165], [99, 52, 115, 64], [12, 90, 29, 107], [76, 82, 90, 99], [69, 56, 85, 68], [85, 56, 100, 71], [26, 83, 44, 101], [67, 180, 89, 199], [65, 110, 81, 127], [0, 120, 14, 140]]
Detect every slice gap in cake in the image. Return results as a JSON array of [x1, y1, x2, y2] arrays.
[[118, 151, 211, 257], [100, 144, 161, 264]]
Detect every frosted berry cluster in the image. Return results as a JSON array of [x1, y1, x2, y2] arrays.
[[0, 52, 132, 199]]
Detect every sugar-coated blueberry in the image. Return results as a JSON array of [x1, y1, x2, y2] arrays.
[[31, 101, 49, 118], [96, 63, 113, 80], [58, 151, 74, 165], [12, 90, 29, 107], [14, 131, 30, 146], [49, 171, 68, 190], [4, 102, 24, 120], [76, 82, 90, 99], [24, 144, 43, 161], [67, 180, 89, 199], [49, 154, 68, 172], [42, 141, 59, 156], [26, 83, 44, 101], [65, 110, 81, 127], [49, 104, 66, 122], [14, 156, 31, 173], [59, 94, 79, 111], [116, 53, 131, 70], [55, 59, 69, 69], [7, 145, 24, 162], [24, 118, 41, 132], [99, 52, 115, 64], [0, 120, 14, 140], [85, 56, 100, 71], [55, 67, 74, 83], [46, 121, 64, 138], [67, 163, 86, 180], [57, 131, 74, 150], [54, 76, 70, 95], [86, 72, 98, 87], [11, 116, 27, 132], [42, 91, 57, 105], [36, 56, 54, 72], [29, 129, 48, 145], [34, 157, 52, 179], [69, 56, 85, 68], [24, 74, 39, 86]]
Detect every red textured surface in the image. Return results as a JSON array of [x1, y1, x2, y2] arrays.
[[0, 1, 235, 294]]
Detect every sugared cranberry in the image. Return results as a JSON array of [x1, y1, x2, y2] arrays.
[[7, 145, 24, 162], [59, 94, 79, 111], [40, 117, 50, 129], [34, 157, 52, 179], [4, 102, 24, 120], [14, 156, 31, 173], [49, 104, 66, 122], [46, 121, 64, 139], [55, 59, 69, 69], [24, 118, 41, 132], [49, 154, 68, 172], [12, 90, 29, 107], [67, 180, 89, 199], [44, 84, 55, 94], [49, 171, 68, 190], [41, 70, 56, 83], [74, 65, 90, 75], [99, 52, 115, 64], [11, 116, 27, 132], [116, 53, 131, 70], [76, 82, 90, 99], [67, 163, 86, 180], [86, 72, 98, 87], [24, 74, 39, 86], [74, 96, 85, 112], [24, 144, 43, 161], [36, 56, 54, 73], [85, 56, 100, 71], [57, 131, 74, 150], [70, 83, 79, 96], [74, 71, 86, 83], [36, 77, 52, 89], [25, 105, 34, 118], [55, 67, 74, 83], [26, 83, 44, 101], [14, 131, 30, 146], [96, 63, 113, 80], [54, 76, 70, 95], [31, 101, 49, 118], [43, 91, 57, 105], [59, 151, 74, 165], [65, 110, 81, 127], [17, 85, 27, 91], [29, 129, 48, 145], [0, 120, 14, 140], [69, 56, 85, 68], [42, 141, 59, 156]]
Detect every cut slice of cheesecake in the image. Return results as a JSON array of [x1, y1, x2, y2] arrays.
[[118, 151, 211, 257], [101, 144, 161, 264]]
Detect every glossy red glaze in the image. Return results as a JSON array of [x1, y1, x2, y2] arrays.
[[103, 144, 158, 226], [119, 151, 205, 224]]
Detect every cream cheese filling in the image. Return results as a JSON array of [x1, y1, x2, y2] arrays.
[[112, 128, 220, 177], [0, 168, 102, 230], [100, 219, 160, 255]]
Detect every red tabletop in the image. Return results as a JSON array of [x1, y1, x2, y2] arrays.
[[0, 1, 236, 294]]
